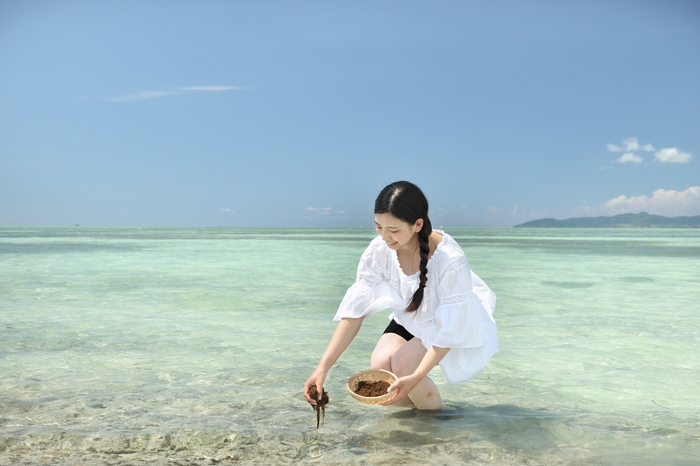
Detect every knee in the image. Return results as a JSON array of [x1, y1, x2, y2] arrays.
[[370, 348, 392, 371], [389, 351, 413, 376]]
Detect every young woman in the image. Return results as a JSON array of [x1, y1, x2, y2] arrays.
[[303, 181, 498, 409]]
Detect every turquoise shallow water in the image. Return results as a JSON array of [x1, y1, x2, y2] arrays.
[[1, 227, 699, 465]]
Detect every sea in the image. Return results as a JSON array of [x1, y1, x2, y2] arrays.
[[1, 227, 698, 465]]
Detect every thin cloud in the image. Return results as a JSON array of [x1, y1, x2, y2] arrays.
[[181, 86, 247, 92], [616, 153, 643, 164], [304, 206, 348, 220], [105, 85, 249, 102], [108, 90, 177, 102], [603, 186, 700, 216], [655, 147, 692, 163], [306, 207, 333, 215], [606, 137, 654, 153], [509, 205, 549, 217]]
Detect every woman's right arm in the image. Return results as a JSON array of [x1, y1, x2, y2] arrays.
[[303, 317, 363, 404]]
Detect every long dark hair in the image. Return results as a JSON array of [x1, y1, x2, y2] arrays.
[[374, 181, 433, 313]]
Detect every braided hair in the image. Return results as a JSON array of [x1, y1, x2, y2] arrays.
[[374, 181, 433, 313]]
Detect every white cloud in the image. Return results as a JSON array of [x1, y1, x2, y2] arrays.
[[306, 207, 333, 215], [107, 90, 176, 102], [622, 137, 655, 152], [574, 204, 597, 215], [602, 186, 700, 216], [623, 137, 641, 151], [616, 152, 643, 164], [607, 137, 693, 167], [654, 147, 692, 163], [220, 208, 234, 214], [607, 137, 654, 153], [509, 205, 549, 218], [180, 86, 246, 92], [105, 85, 247, 102]]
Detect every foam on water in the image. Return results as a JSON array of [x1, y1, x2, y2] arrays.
[[1, 227, 699, 465]]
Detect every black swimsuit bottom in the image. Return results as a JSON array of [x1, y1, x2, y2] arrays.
[[382, 319, 415, 341]]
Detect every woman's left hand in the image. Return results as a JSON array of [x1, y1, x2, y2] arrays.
[[380, 374, 419, 406]]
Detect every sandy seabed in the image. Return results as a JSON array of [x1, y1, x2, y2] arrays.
[[0, 430, 575, 466]]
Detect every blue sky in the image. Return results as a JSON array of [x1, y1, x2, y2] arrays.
[[1, 0, 698, 227]]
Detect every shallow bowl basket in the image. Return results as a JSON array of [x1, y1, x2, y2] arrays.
[[346, 369, 398, 405]]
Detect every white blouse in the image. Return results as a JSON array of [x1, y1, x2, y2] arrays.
[[334, 231, 499, 383]]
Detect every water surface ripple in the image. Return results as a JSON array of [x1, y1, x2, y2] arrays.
[[1, 227, 698, 465]]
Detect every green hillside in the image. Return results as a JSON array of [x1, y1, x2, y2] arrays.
[[514, 212, 700, 228]]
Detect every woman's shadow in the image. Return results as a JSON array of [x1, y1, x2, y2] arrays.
[[381, 402, 566, 454]]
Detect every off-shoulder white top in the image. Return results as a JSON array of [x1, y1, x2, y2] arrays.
[[333, 231, 499, 383]]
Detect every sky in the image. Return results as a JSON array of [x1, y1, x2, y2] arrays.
[[1, 0, 699, 227]]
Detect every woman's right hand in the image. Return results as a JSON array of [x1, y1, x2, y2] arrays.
[[303, 368, 327, 405], [302, 317, 364, 405]]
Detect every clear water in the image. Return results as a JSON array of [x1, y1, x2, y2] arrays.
[[1, 227, 699, 465]]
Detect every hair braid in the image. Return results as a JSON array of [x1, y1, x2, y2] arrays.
[[406, 224, 431, 313]]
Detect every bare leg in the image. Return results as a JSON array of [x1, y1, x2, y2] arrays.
[[370, 333, 416, 407], [370, 333, 405, 370], [390, 338, 442, 410]]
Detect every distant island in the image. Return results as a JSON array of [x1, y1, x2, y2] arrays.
[[514, 212, 700, 228]]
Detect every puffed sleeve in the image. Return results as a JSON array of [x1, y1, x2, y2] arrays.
[[333, 241, 397, 320], [432, 257, 498, 349]]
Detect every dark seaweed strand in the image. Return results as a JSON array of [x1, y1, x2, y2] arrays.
[[312, 389, 327, 429]]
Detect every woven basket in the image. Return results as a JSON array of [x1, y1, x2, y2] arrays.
[[346, 369, 398, 405]]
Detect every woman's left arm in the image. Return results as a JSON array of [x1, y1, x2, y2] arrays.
[[381, 345, 450, 405]]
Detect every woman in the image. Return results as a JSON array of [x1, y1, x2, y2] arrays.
[[303, 181, 498, 409]]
